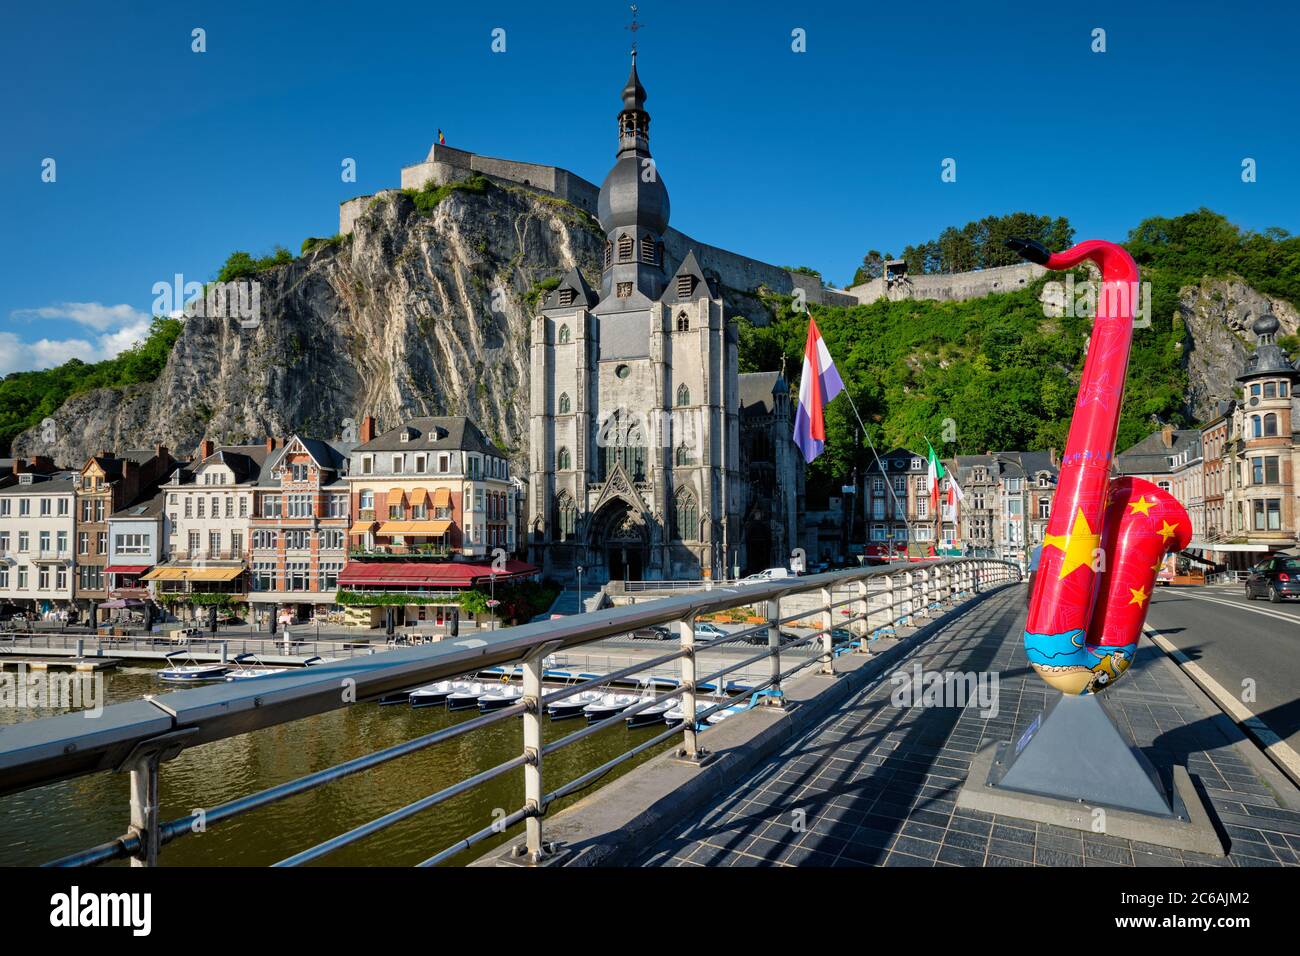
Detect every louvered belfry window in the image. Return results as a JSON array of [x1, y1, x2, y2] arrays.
[[558, 288, 575, 306], [677, 274, 694, 298], [617, 233, 634, 261], [640, 234, 656, 264]]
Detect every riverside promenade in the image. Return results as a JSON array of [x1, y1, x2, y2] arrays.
[[533, 585, 1300, 867]]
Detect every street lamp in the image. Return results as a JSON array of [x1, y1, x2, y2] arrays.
[[487, 569, 499, 631], [576, 565, 584, 614]]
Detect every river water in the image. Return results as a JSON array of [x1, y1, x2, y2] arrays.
[[0, 664, 680, 866]]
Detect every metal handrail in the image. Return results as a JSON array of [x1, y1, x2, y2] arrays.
[[3, 558, 1020, 867]]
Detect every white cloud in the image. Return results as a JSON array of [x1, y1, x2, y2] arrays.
[[10, 301, 149, 332], [0, 315, 156, 377]]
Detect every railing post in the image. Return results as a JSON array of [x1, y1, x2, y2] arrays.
[[126, 755, 162, 867], [676, 615, 709, 764], [819, 586, 834, 675], [765, 597, 785, 705], [855, 578, 870, 653], [518, 643, 550, 863], [919, 569, 931, 617]]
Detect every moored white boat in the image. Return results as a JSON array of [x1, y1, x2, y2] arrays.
[[547, 689, 605, 720], [410, 681, 456, 707], [478, 684, 523, 711], [445, 682, 487, 711], [158, 650, 230, 684], [582, 692, 639, 723]]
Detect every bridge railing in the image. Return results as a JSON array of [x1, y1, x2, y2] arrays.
[[0, 558, 1020, 868]]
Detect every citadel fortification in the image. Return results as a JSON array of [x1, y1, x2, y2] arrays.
[[339, 142, 1047, 311]]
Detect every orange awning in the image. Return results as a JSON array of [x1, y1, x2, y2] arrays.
[[377, 520, 453, 535], [386, 488, 407, 507], [431, 487, 451, 509], [409, 487, 429, 507], [349, 520, 377, 534]]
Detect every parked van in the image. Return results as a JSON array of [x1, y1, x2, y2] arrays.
[[739, 567, 792, 584]]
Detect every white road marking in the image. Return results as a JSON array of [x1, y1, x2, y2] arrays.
[[1143, 624, 1300, 782], [1162, 589, 1300, 627]]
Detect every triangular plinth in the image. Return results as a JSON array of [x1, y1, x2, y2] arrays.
[[990, 693, 1173, 817]]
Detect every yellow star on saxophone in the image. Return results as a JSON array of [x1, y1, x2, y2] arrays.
[[1128, 586, 1149, 606], [1128, 495, 1154, 516], [1042, 508, 1101, 580], [1157, 520, 1179, 542]]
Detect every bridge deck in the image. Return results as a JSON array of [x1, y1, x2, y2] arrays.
[[637, 587, 1300, 867]]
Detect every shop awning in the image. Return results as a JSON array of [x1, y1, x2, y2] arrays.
[[141, 565, 244, 582], [104, 565, 151, 575], [349, 520, 377, 535], [339, 559, 538, 588], [386, 488, 406, 507], [377, 520, 453, 535], [432, 487, 451, 509], [409, 487, 429, 507]]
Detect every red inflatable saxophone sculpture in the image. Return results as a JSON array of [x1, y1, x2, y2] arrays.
[[1008, 237, 1191, 695]]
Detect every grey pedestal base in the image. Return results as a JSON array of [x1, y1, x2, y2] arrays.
[[957, 694, 1225, 856]]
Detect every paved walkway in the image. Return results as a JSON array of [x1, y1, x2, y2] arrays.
[[638, 586, 1300, 867]]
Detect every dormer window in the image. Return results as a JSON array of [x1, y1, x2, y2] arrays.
[[676, 274, 695, 298], [399, 431, 409, 443], [558, 287, 576, 307], [617, 233, 634, 261], [640, 234, 656, 264]]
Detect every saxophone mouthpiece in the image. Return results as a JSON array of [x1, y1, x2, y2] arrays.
[[1005, 236, 1052, 266]]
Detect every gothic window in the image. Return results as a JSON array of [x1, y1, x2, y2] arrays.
[[556, 494, 577, 542], [616, 282, 633, 298], [558, 324, 570, 345], [617, 233, 634, 261], [557, 447, 571, 471], [1264, 413, 1279, 437], [676, 384, 690, 406], [674, 490, 698, 541], [640, 234, 656, 264], [676, 311, 689, 332], [558, 392, 571, 414], [676, 274, 695, 298], [675, 444, 693, 466], [603, 241, 612, 269], [598, 408, 646, 482]]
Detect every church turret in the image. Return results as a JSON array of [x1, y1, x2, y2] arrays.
[[596, 53, 671, 307]]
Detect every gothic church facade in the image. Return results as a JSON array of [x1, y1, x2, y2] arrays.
[[528, 56, 801, 583]]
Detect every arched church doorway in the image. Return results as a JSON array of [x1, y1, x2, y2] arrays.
[[591, 499, 648, 582], [743, 522, 772, 575]]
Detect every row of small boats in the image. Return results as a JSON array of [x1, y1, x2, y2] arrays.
[[157, 651, 322, 683], [389, 678, 752, 729]]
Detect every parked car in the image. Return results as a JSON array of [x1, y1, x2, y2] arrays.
[[745, 629, 802, 646], [693, 622, 727, 639], [632, 624, 673, 641], [738, 568, 792, 584], [1244, 555, 1300, 603]]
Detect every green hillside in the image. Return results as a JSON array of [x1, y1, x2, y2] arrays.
[[743, 209, 1300, 496]]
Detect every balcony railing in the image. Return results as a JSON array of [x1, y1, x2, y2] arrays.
[[348, 545, 452, 560], [0, 558, 1019, 867]]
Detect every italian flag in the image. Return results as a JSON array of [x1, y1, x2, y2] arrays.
[[925, 440, 954, 515], [925, 442, 946, 515]]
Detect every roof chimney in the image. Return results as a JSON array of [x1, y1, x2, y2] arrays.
[[266, 436, 277, 453], [1160, 424, 1175, 449], [360, 415, 377, 443], [198, 438, 215, 461], [1048, 447, 1058, 467], [13, 458, 27, 475]]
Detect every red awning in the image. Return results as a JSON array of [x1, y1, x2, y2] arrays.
[[104, 565, 151, 575], [338, 560, 538, 588]]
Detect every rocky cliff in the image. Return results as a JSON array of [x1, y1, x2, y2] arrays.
[[1178, 277, 1299, 420], [15, 183, 608, 467]]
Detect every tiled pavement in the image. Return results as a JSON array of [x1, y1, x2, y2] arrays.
[[638, 585, 1300, 867]]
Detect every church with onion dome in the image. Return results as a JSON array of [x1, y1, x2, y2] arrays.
[[527, 55, 802, 583]]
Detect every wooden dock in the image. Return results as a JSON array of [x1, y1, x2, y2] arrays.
[[0, 657, 123, 673]]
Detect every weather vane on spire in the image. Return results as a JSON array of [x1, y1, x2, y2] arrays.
[[626, 4, 643, 54]]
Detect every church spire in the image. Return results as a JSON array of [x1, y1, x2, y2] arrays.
[[617, 50, 650, 153]]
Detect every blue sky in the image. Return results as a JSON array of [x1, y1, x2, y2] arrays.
[[2, 0, 1296, 375]]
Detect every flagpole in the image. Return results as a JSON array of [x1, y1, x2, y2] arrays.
[[925, 433, 942, 553], [837, 388, 913, 554]]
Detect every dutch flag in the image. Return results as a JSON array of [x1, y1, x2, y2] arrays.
[[792, 317, 844, 464]]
